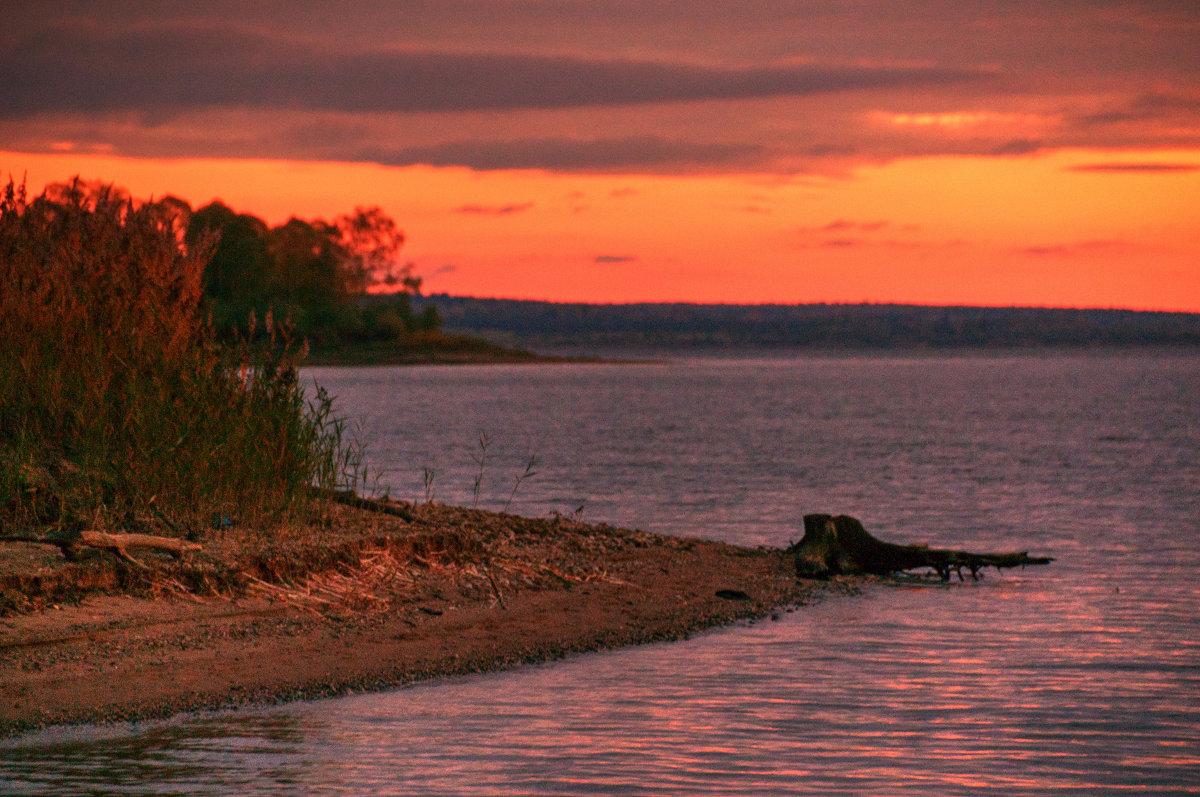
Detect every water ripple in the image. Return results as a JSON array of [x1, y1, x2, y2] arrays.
[[3, 353, 1198, 795]]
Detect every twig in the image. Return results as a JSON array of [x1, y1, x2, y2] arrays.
[[503, 455, 539, 513], [482, 564, 508, 609], [471, 432, 490, 508]]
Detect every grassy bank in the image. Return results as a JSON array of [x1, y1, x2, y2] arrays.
[[0, 179, 360, 546]]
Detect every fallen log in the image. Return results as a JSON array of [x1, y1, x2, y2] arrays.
[[75, 531, 201, 564], [0, 529, 200, 564], [307, 487, 415, 521], [791, 514, 1053, 581]]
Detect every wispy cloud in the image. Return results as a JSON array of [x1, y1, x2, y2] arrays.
[[1068, 163, 1199, 174], [365, 136, 761, 171], [992, 139, 1042, 155], [594, 254, 638, 264], [1076, 92, 1200, 127], [455, 202, 534, 215], [794, 220, 892, 250], [1019, 240, 1131, 256], [816, 220, 888, 232], [1021, 245, 1072, 256], [873, 111, 1047, 129]]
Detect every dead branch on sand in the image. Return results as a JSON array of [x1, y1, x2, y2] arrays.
[[0, 529, 200, 565]]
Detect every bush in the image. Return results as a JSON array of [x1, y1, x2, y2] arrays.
[[0, 178, 361, 539]]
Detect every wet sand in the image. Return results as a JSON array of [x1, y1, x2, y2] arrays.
[[0, 503, 844, 737]]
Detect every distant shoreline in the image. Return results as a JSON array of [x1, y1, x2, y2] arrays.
[[301, 334, 620, 366], [413, 294, 1200, 351], [299, 295, 1200, 366]]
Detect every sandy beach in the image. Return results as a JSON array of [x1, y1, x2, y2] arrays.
[[0, 502, 844, 737]]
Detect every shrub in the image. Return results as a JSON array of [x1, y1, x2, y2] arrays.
[[0, 177, 360, 539]]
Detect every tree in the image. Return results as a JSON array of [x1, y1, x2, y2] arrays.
[[335, 206, 420, 294], [268, 217, 349, 310], [185, 197, 438, 348], [186, 202, 274, 329]]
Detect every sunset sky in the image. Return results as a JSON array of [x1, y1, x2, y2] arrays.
[[3, 2, 1199, 309]]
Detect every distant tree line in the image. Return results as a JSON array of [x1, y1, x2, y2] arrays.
[[415, 294, 1200, 349]]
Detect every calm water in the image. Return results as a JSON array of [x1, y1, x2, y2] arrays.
[[3, 352, 1198, 795]]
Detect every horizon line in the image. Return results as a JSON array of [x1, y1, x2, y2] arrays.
[[409, 292, 1200, 316]]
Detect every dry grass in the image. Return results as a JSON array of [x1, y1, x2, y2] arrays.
[[0, 177, 362, 543]]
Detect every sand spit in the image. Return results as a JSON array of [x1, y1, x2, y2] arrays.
[[0, 502, 849, 737]]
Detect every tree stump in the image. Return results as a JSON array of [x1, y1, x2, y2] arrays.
[[791, 514, 1053, 581]]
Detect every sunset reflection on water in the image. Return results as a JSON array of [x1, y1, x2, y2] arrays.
[[2, 354, 1197, 795]]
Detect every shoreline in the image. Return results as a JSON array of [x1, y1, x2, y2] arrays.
[[0, 503, 848, 738], [299, 334, 601, 367]]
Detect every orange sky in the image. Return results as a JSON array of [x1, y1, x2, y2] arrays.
[[4, 4, 1199, 310], [9, 148, 1198, 310]]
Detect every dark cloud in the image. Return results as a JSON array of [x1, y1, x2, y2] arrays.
[[794, 221, 933, 251], [455, 203, 535, 215], [1068, 163, 1199, 174], [804, 144, 861, 158], [1021, 245, 1071, 256], [993, 139, 1042, 155], [594, 255, 638, 264], [362, 136, 762, 171], [796, 220, 887, 237], [0, 21, 985, 118], [1076, 93, 1200, 127], [819, 220, 887, 232], [1020, 240, 1129, 256], [4, 6, 1199, 173]]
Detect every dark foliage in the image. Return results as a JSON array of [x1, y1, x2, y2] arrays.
[[185, 202, 435, 349]]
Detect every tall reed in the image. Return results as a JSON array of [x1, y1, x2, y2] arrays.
[[0, 178, 360, 538]]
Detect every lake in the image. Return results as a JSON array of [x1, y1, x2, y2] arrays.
[[2, 352, 1197, 795]]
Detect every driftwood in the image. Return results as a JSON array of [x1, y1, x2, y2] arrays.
[[308, 487, 415, 521], [791, 514, 1053, 581], [1, 486, 413, 565], [0, 529, 200, 565]]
